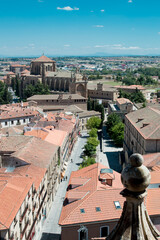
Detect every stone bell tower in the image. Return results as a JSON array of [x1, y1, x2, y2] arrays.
[[69, 72, 88, 98]]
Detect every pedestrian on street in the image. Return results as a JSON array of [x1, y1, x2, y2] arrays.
[[66, 176, 68, 181]]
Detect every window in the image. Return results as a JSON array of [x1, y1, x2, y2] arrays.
[[100, 226, 109, 237], [96, 207, 101, 212], [80, 208, 85, 213], [78, 226, 88, 240], [114, 201, 121, 209], [11, 120, 14, 125], [23, 119, 26, 123], [5, 122, 7, 126]]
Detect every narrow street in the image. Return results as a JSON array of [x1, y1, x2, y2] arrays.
[[38, 133, 88, 240], [38, 127, 122, 240]]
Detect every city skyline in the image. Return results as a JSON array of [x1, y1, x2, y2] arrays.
[[1, 0, 160, 56]]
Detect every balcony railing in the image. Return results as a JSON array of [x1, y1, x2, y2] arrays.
[[20, 204, 28, 223]]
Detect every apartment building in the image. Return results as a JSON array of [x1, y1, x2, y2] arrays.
[[59, 162, 160, 240], [0, 103, 39, 129], [0, 135, 60, 240], [27, 94, 87, 110], [108, 98, 136, 120], [123, 106, 160, 161], [59, 163, 124, 240], [88, 83, 119, 107], [78, 110, 101, 131]]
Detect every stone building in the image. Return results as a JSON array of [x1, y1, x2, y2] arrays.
[[114, 85, 146, 94], [78, 110, 101, 131], [0, 103, 39, 129], [59, 163, 124, 240], [123, 106, 160, 162], [88, 83, 119, 107], [108, 98, 136, 120], [92, 154, 160, 240], [21, 55, 88, 98], [27, 94, 87, 110], [0, 135, 60, 240], [59, 159, 160, 240]]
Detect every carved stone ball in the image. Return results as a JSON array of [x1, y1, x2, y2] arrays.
[[121, 153, 151, 192]]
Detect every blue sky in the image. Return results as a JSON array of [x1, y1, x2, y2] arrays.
[[0, 0, 160, 56]]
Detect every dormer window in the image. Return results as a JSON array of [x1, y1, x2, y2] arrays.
[[114, 201, 121, 209], [80, 208, 85, 213], [96, 207, 101, 212]]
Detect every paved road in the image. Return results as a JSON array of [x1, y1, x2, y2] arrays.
[[38, 128, 122, 240], [38, 134, 88, 240], [98, 126, 123, 173]]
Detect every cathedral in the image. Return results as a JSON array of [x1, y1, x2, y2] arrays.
[[21, 55, 88, 98]]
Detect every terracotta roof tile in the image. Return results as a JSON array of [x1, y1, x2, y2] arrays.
[[125, 106, 160, 139], [59, 163, 123, 226], [32, 55, 55, 63], [0, 173, 33, 229]]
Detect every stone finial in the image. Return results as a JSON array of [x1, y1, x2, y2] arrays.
[[121, 153, 151, 192], [106, 153, 160, 240]]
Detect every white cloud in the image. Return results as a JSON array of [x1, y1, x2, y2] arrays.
[[64, 44, 70, 47], [93, 25, 104, 28], [94, 44, 122, 48], [57, 6, 79, 11], [29, 43, 35, 47], [100, 9, 105, 12], [94, 44, 140, 50], [113, 46, 140, 50], [128, 0, 132, 2]]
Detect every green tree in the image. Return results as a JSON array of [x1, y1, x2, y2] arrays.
[[87, 137, 99, 148], [11, 78, 16, 91], [84, 143, 96, 157], [106, 113, 121, 136], [89, 128, 98, 138], [111, 122, 124, 147], [23, 81, 50, 99], [24, 84, 35, 99], [87, 97, 92, 110], [86, 116, 101, 129], [0, 84, 12, 104], [79, 157, 96, 169], [15, 77, 21, 97]]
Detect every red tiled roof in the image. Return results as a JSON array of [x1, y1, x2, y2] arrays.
[[116, 98, 132, 105], [11, 137, 58, 168], [143, 153, 160, 168], [32, 55, 55, 63], [59, 163, 123, 226], [115, 85, 145, 90], [24, 129, 48, 140], [125, 106, 160, 139], [0, 173, 33, 229]]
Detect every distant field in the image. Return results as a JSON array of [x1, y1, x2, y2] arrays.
[[103, 81, 122, 86]]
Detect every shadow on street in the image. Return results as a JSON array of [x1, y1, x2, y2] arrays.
[[103, 151, 122, 173], [102, 125, 122, 173], [41, 233, 61, 240]]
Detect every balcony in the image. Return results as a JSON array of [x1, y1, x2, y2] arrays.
[[20, 204, 28, 223], [20, 220, 29, 240], [10, 232, 14, 240]]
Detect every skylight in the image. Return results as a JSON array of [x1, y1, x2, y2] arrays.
[[80, 208, 85, 213], [114, 201, 121, 209], [96, 207, 101, 212], [100, 168, 113, 174]]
